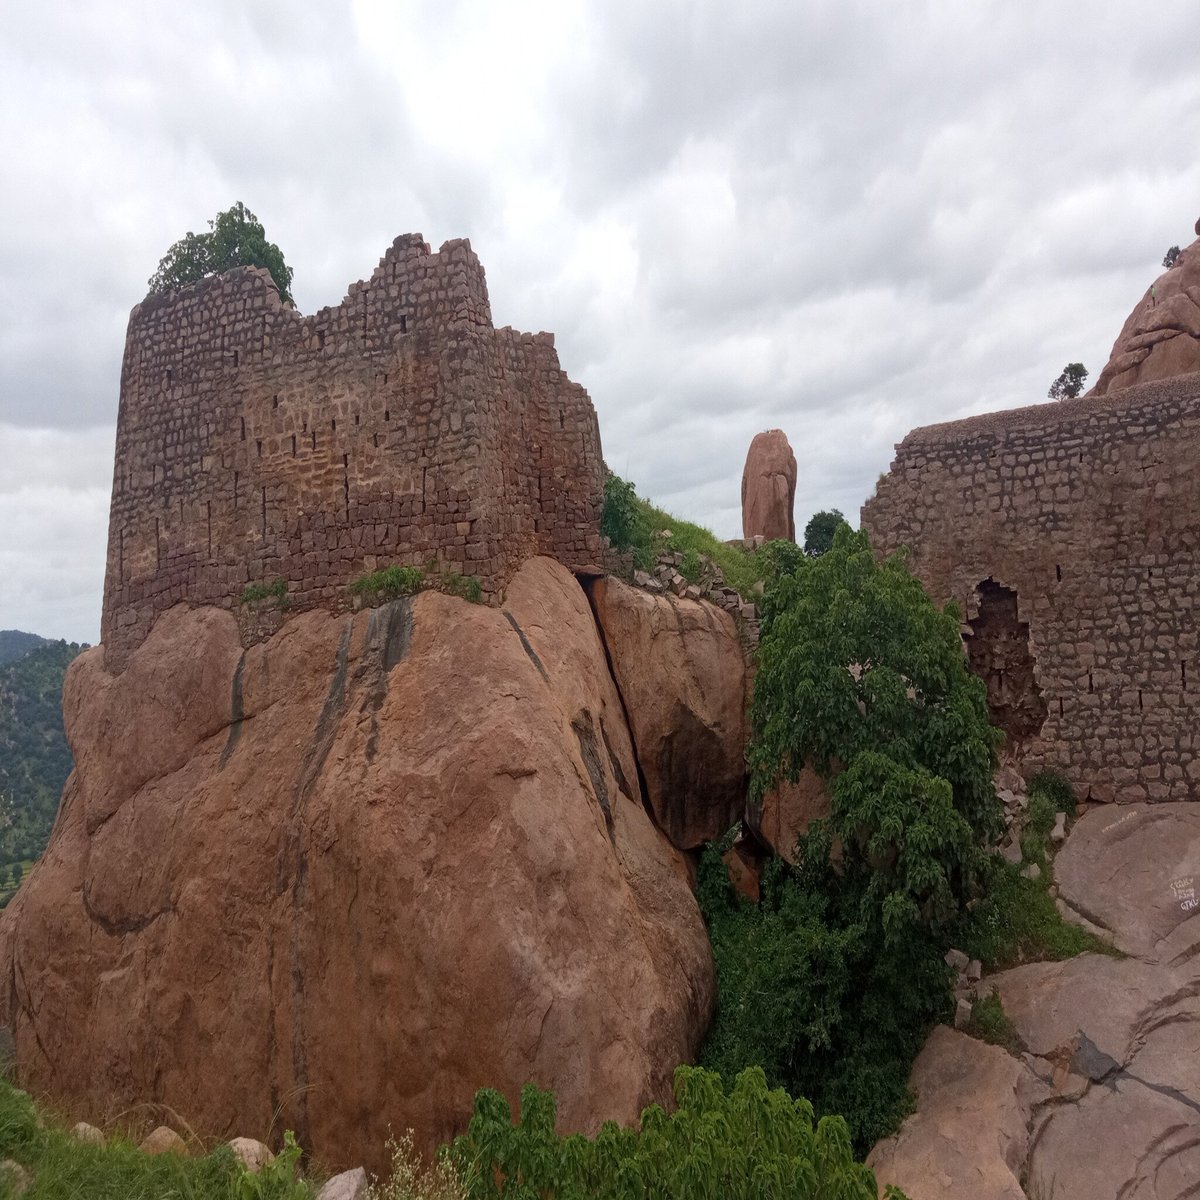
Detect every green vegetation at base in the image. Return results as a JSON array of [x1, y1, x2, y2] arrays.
[[0, 1069, 904, 1200], [445, 1065, 906, 1200], [701, 527, 1002, 1152], [349, 565, 485, 607], [601, 472, 769, 597], [0, 640, 86, 906], [0, 1080, 311, 1200], [240, 579, 289, 606]]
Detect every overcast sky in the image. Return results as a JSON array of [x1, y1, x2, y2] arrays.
[[2, 1, 1198, 643]]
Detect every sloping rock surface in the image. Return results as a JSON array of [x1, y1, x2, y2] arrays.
[[740, 429, 797, 541], [0, 558, 713, 1173], [588, 576, 746, 849], [1092, 236, 1200, 394], [867, 1026, 1035, 1200], [870, 803, 1200, 1199]]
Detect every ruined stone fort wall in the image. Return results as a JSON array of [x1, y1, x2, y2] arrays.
[[102, 235, 605, 667], [861, 372, 1200, 803]]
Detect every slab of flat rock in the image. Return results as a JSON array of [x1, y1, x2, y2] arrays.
[[867, 1026, 1039, 1200], [316, 1167, 368, 1200], [1054, 802, 1200, 967]]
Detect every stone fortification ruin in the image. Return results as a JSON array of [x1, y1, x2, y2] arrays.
[[103, 234, 605, 667], [862, 370, 1200, 803]]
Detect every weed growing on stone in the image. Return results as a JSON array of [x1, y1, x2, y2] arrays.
[[240, 579, 288, 605], [368, 1132, 466, 1200], [437, 572, 483, 604], [350, 565, 425, 602]]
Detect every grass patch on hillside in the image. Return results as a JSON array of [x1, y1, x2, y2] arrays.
[[967, 992, 1021, 1054], [601, 472, 767, 596], [0, 1079, 313, 1200], [957, 770, 1115, 971]]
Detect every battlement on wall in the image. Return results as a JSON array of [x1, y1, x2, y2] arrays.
[[102, 235, 606, 668], [862, 371, 1200, 803]]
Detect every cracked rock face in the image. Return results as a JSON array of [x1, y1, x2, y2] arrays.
[[869, 803, 1200, 1199], [1091, 236, 1200, 395], [0, 557, 713, 1173]]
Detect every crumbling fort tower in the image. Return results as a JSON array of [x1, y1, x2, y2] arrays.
[[102, 235, 605, 667], [862, 372, 1200, 803]]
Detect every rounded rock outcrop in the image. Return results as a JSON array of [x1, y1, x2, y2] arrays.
[[0, 558, 713, 1174], [1091, 236, 1200, 395]]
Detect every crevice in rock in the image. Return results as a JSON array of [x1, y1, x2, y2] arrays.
[[79, 884, 173, 937], [578, 577, 661, 834], [502, 611, 549, 683], [572, 714, 614, 842], [219, 652, 247, 768]]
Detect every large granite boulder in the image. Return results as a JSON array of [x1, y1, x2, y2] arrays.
[[1091, 235, 1200, 395], [870, 803, 1200, 1199], [588, 576, 746, 849], [740, 430, 797, 541], [0, 558, 713, 1173], [747, 766, 832, 864], [867, 1026, 1035, 1200]]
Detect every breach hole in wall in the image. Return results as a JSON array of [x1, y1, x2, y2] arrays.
[[272, 395, 279, 409], [331, 418, 337, 433], [165, 369, 172, 386], [256, 439, 262, 458], [233, 350, 239, 368], [240, 417, 246, 441], [400, 316, 407, 334], [966, 579, 1048, 750], [291, 435, 297, 457], [384, 409, 390, 421], [1138, 689, 1144, 711], [317, 330, 326, 349], [1183, 661, 1188, 691], [1055, 564, 1062, 582]]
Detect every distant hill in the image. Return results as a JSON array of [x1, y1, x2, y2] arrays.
[[0, 630, 49, 666], [0, 639, 87, 902]]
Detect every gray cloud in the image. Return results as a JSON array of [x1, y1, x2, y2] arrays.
[[3, 0, 1199, 641]]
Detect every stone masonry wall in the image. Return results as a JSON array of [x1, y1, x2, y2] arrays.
[[102, 235, 605, 668], [861, 372, 1200, 803]]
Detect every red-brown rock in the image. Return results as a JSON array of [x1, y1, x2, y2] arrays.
[[747, 766, 832, 864], [741, 430, 797, 541], [1091, 237, 1200, 394], [588, 576, 747, 849], [0, 558, 713, 1173]]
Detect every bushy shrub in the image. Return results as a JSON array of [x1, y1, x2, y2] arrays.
[[600, 472, 645, 551], [1027, 769, 1074, 812], [445, 1065, 906, 1200]]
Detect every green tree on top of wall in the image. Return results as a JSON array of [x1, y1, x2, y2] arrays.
[[148, 202, 295, 305], [1048, 363, 1088, 401]]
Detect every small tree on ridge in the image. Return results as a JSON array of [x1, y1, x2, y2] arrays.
[[1048, 363, 1087, 401]]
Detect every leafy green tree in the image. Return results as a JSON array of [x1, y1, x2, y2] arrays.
[[148, 202, 294, 304], [1163, 245, 1181, 269], [700, 528, 1001, 1149], [1048, 362, 1088, 401], [802, 509, 848, 556]]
